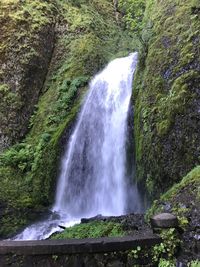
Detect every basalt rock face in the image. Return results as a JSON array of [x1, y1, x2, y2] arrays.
[[134, 0, 200, 197], [0, 0, 56, 152], [133, 0, 200, 263]]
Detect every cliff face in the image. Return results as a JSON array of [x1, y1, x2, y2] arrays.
[[0, 0, 56, 152], [133, 0, 200, 197], [0, 0, 132, 238], [132, 1, 200, 261]]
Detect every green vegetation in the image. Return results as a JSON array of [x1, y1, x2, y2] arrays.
[[128, 246, 142, 261], [51, 217, 191, 266], [146, 166, 200, 223], [0, 0, 55, 55], [0, 0, 56, 151], [144, 167, 200, 265], [118, 0, 152, 63], [0, 0, 136, 238], [133, 0, 200, 197], [1, 5, 199, 267], [158, 258, 175, 267], [190, 260, 200, 267], [152, 228, 180, 264], [118, 0, 145, 34], [126, 227, 180, 266], [51, 221, 125, 239]]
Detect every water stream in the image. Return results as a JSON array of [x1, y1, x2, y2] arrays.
[[14, 53, 142, 240]]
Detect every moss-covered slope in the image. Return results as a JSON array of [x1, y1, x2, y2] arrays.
[[147, 166, 200, 262], [0, 0, 133, 238], [134, 0, 200, 197], [0, 0, 56, 152]]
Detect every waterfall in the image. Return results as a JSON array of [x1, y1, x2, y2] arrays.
[[14, 53, 141, 240]]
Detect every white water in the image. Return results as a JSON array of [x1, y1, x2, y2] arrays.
[[14, 53, 141, 240]]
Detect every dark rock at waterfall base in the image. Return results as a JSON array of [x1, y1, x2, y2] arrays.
[[81, 213, 152, 236], [58, 225, 66, 230], [81, 214, 108, 223]]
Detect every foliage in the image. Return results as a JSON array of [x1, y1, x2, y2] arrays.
[[126, 228, 179, 266], [0, 84, 22, 139], [118, 0, 151, 62], [128, 246, 141, 260], [45, 76, 88, 126], [152, 228, 180, 264], [118, 0, 145, 34], [0, 143, 34, 172], [189, 260, 200, 267], [51, 221, 125, 239], [0, 0, 56, 62], [158, 258, 175, 267], [146, 167, 199, 266], [146, 166, 200, 224]]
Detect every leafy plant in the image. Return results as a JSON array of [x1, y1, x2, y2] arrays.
[[0, 143, 34, 172], [118, 0, 145, 34], [128, 246, 142, 260], [118, 0, 153, 63], [47, 76, 88, 125], [152, 228, 181, 264], [158, 258, 175, 267]]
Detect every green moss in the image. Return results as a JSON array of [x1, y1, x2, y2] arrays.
[[51, 221, 125, 239], [133, 0, 200, 196], [146, 166, 200, 225], [0, 0, 56, 56], [161, 166, 200, 200], [156, 120, 171, 136], [0, 0, 56, 152], [146, 167, 200, 263]]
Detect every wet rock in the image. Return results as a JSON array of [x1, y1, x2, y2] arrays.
[[150, 213, 178, 228], [163, 202, 172, 212], [81, 214, 107, 223], [80, 213, 152, 237]]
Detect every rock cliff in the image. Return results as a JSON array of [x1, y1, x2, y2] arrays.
[[133, 0, 200, 197]]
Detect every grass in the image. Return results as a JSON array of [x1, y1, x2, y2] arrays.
[[51, 221, 125, 239]]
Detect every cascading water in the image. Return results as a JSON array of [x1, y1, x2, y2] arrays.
[[14, 52, 141, 240], [53, 52, 138, 217]]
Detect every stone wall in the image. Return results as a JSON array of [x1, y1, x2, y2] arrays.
[[0, 235, 161, 267]]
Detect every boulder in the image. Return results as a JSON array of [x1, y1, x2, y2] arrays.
[[150, 213, 178, 229]]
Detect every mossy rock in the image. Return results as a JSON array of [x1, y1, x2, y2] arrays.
[[147, 166, 200, 262], [133, 0, 200, 197], [0, 0, 56, 152]]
